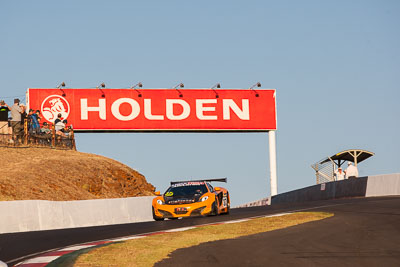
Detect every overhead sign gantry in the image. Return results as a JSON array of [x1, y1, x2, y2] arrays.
[[26, 86, 278, 196], [27, 88, 276, 132]]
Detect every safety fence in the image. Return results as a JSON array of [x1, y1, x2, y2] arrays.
[[311, 157, 335, 184], [0, 120, 76, 150]]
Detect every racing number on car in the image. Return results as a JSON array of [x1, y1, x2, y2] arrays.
[[222, 194, 227, 208]]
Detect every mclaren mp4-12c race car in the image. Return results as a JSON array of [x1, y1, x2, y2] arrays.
[[152, 178, 230, 220]]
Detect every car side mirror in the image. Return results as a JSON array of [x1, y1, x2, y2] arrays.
[[214, 187, 221, 191], [155, 191, 161, 196]]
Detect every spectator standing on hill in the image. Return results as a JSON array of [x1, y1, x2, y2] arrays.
[[30, 110, 41, 134], [0, 100, 10, 142], [10, 98, 24, 137], [55, 117, 65, 132], [20, 104, 27, 128], [26, 109, 33, 133], [345, 162, 359, 179], [54, 113, 62, 125], [56, 119, 68, 137]]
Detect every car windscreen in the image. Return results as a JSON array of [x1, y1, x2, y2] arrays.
[[165, 183, 208, 197]]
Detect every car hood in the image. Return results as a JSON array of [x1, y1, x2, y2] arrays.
[[164, 194, 202, 205]]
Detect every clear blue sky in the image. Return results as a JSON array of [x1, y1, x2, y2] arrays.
[[1, 1, 399, 206]]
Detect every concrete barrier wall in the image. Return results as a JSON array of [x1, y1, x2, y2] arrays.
[[331, 177, 369, 198], [2, 173, 399, 233], [0, 196, 154, 234], [272, 173, 400, 205], [366, 173, 400, 197], [271, 177, 368, 205]]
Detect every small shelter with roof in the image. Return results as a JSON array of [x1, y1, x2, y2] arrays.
[[311, 149, 374, 184]]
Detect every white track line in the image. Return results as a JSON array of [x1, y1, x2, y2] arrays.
[[58, 244, 96, 251], [165, 226, 197, 232], [19, 256, 59, 264]]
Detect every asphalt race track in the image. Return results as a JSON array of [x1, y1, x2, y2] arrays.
[[157, 196, 400, 267], [1, 196, 399, 266], [2, 198, 318, 265]]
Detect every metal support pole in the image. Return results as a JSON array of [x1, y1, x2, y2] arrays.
[[24, 119, 28, 145], [51, 124, 56, 148], [269, 130, 278, 196], [71, 129, 77, 151]]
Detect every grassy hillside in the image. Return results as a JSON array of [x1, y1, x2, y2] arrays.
[[0, 147, 155, 201]]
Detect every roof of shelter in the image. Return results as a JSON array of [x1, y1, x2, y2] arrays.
[[320, 149, 374, 164]]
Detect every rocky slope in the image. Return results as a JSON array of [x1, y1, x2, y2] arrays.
[[0, 147, 155, 201]]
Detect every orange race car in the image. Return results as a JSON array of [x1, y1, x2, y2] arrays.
[[152, 178, 230, 220]]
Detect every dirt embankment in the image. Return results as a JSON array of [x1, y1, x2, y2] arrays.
[[0, 147, 155, 201]]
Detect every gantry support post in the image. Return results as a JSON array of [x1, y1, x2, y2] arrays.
[[269, 130, 278, 196]]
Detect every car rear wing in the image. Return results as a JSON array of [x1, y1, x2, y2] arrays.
[[170, 178, 227, 185]]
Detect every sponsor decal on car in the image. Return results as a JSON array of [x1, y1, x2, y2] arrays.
[[171, 182, 205, 187], [222, 196, 228, 208]]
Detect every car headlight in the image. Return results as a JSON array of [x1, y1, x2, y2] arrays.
[[201, 196, 209, 202], [157, 199, 164, 205]]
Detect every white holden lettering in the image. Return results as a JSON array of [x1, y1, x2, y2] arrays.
[[144, 99, 164, 120], [81, 98, 106, 120], [166, 99, 190, 120], [111, 98, 140, 121], [196, 99, 217, 120], [223, 99, 250, 120], [80, 97, 251, 122]]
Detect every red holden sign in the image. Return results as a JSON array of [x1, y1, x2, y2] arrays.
[[27, 88, 277, 132]]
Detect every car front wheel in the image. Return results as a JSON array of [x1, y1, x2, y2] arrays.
[[211, 200, 219, 216], [152, 207, 164, 221]]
